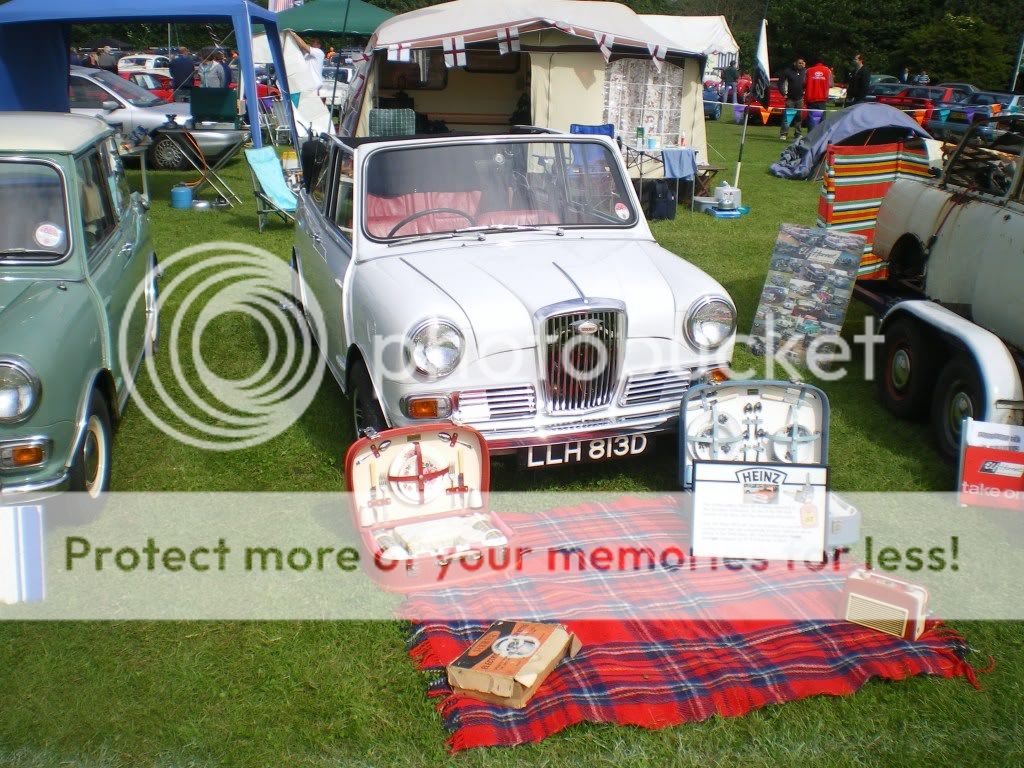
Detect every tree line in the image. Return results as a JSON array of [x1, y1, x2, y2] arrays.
[[72, 0, 1022, 91]]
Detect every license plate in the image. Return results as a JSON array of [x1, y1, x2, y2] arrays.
[[522, 434, 650, 468]]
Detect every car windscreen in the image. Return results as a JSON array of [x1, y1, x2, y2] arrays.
[[92, 68, 165, 107], [363, 140, 638, 242], [0, 162, 69, 260]]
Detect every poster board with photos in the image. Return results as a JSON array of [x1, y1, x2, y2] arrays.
[[749, 225, 865, 365], [691, 461, 829, 561]]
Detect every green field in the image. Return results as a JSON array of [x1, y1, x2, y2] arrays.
[[0, 119, 1020, 766]]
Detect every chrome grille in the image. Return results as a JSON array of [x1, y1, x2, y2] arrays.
[[621, 369, 691, 407], [542, 308, 623, 413], [455, 385, 536, 421]]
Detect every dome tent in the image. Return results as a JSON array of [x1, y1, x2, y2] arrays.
[[770, 103, 931, 180]]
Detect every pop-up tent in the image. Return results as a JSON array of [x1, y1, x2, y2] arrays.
[[770, 103, 931, 180], [276, 0, 393, 36], [344, 0, 709, 162], [642, 15, 739, 72], [0, 0, 293, 148]]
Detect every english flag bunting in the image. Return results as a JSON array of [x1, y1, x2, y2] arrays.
[[497, 26, 520, 55], [752, 19, 771, 106], [443, 35, 467, 68], [595, 32, 615, 62]]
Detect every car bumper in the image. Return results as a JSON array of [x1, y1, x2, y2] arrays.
[[476, 410, 678, 454], [1, 468, 70, 503]]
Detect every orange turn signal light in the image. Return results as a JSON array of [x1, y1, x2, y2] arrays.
[[405, 396, 452, 420], [708, 368, 730, 383], [11, 445, 44, 466]]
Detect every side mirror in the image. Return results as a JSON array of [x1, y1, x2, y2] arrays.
[[928, 166, 942, 178], [101, 100, 119, 112]]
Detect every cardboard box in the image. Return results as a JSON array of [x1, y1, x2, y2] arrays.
[[447, 621, 582, 708]]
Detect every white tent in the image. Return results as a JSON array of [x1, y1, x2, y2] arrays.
[[347, 0, 710, 164], [642, 15, 739, 71]]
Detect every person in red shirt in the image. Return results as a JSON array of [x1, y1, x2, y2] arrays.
[[804, 57, 833, 112]]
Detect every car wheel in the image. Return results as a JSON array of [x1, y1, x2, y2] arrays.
[[69, 390, 113, 498], [350, 360, 387, 438], [145, 256, 160, 357], [877, 317, 935, 420], [148, 134, 188, 171], [930, 355, 982, 461]]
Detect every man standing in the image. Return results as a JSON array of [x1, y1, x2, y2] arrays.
[[913, 69, 930, 84], [804, 57, 833, 112], [846, 54, 870, 104], [722, 58, 739, 103], [288, 30, 325, 94], [96, 46, 117, 73], [199, 51, 227, 88], [778, 57, 807, 141], [170, 46, 195, 102]]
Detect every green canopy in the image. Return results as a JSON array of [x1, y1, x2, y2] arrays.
[[276, 0, 392, 36]]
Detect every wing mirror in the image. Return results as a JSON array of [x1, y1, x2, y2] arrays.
[[101, 100, 119, 112], [928, 166, 942, 178]]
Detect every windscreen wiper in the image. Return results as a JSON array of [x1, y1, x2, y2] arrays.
[[386, 224, 564, 247]]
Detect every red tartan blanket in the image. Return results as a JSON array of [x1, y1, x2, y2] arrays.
[[404, 497, 981, 752]]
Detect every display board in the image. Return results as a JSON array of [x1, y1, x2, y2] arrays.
[[749, 224, 864, 365]]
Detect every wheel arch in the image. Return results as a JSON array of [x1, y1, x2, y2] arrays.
[[886, 233, 927, 280], [344, 343, 394, 429], [880, 300, 1023, 424]]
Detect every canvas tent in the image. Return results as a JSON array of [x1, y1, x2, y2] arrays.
[[643, 15, 739, 73], [276, 0, 393, 36], [344, 0, 710, 164], [0, 0, 293, 148], [769, 103, 931, 180]]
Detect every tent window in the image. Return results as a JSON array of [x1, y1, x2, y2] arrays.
[[378, 51, 447, 91], [603, 59, 686, 148]]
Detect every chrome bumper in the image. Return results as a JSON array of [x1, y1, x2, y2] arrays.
[[476, 411, 678, 454], [1, 469, 70, 503]]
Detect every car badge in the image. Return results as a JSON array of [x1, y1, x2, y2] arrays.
[[574, 319, 601, 336]]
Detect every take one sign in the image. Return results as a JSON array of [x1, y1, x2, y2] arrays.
[[958, 418, 1024, 510]]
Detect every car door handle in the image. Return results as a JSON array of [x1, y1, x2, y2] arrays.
[[121, 241, 135, 256]]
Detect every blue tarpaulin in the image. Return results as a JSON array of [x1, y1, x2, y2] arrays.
[[0, 0, 294, 148]]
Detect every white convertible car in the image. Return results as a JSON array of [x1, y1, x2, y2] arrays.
[[291, 130, 736, 466]]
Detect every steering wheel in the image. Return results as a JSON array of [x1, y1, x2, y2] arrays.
[[387, 208, 476, 238]]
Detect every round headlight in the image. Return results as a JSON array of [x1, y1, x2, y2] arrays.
[[685, 298, 736, 351], [0, 357, 40, 423], [407, 319, 465, 379]]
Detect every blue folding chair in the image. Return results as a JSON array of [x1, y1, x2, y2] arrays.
[[569, 123, 616, 166], [244, 147, 298, 233]]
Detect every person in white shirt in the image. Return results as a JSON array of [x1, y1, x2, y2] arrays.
[[287, 30, 325, 93]]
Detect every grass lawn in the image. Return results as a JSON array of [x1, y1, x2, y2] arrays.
[[0, 119, 1020, 766]]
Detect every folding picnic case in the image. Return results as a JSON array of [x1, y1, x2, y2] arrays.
[[344, 425, 514, 591], [678, 380, 859, 549]]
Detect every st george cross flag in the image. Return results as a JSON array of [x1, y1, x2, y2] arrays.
[[352, 42, 374, 65], [497, 26, 520, 55], [752, 19, 771, 105], [595, 32, 615, 63], [387, 44, 411, 62], [443, 35, 467, 68]]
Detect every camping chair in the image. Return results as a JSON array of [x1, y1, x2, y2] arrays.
[[270, 99, 293, 145], [368, 108, 416, 137], [244, 147, 297, 232]]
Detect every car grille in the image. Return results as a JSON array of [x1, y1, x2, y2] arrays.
[[541, 308, 623, 413], [455, 385, 537, 421], [620, 369, 691, 407]]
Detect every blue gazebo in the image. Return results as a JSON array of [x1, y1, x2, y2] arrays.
[[0, 0, 293, 148]]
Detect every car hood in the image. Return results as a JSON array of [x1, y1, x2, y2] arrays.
[[388, 237, 729, 355]]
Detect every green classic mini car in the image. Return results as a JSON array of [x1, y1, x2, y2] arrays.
[[0, 113, 158, 498]]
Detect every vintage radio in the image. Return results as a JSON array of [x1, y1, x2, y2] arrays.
[[344, 424, 513, 591], [842, 569, 929, 640]]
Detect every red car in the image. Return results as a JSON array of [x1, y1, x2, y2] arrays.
[[120, 71, 174, 102], [875, 85, 966, 124], [119, 70, 279, 103]]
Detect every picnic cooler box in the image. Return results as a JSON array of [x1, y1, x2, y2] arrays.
[[344, 424, 515, 591]]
